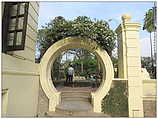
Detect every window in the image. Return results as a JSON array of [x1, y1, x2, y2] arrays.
[[2, 2, 29, 53]]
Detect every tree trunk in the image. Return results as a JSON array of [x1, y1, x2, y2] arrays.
[[153, 31, 157, 66], [80, 50, 83, 73], [150, 32, 154, 68], [81, 61, 83, 73]]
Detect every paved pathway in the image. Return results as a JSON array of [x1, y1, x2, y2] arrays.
[[45, 86, 110, 117], [46, 111, 110, 117], [57, 100, 92, 112], [56, 86, 98, 92], [38, 84, 110, 117]]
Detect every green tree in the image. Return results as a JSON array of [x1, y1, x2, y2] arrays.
[[72, 56, 98, 78], [66, 48, 94, 73], [141, 56, 156, 79], [143, 8, 156, 68], [37, 16, 117, 60]]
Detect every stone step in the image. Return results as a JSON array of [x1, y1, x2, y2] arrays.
[[61, 91, 91, 97], [61, 91, 91, 102], [62, 95, 91, 102], [46, 111, 110, 117], [56, 100, 92, 114]]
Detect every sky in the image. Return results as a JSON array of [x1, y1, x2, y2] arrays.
[[37, 1, 156, 57]]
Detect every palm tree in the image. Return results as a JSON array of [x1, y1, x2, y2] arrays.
[[143, 8, 156, 68], [153, 2, 157, 66]]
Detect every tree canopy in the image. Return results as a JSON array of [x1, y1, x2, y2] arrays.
[[38, 16, 117, 59], [143, 8, 156, 33], [142, 6, 157, 77]]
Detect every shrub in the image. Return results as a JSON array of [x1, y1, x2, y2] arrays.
[[102, 81, 128, 117]]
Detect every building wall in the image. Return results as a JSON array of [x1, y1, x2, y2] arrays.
[[2, 2, 40, 117], [37, 83, 49, 117], [142, 79, 156, 117]]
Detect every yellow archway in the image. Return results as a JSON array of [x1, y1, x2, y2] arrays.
[[39, 37, 114, 113]]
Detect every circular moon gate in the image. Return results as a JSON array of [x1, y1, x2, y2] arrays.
[[40, 37, 114, 113]]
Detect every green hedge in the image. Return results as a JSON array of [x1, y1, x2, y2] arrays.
[[102, 81, 128, 117]]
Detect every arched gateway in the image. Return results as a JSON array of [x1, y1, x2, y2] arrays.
[[40, 37, 114, 113], [2, 1, 156, 116]]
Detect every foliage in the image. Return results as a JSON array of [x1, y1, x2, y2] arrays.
[[102, 81, 128, 117], [38, 16, 117, 59], [143, 7, 157, 71], [141, 57, 152, 69], [51, 56, 62, 80], [72, 56, 98, 78], [143, 8, 156, 33], [141, 56, 156, 79], [51, 48, 99, 80], [111, 56, 118, 78]]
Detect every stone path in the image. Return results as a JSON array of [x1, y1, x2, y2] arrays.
[[56, 100, 92, 112], [44, 86, 110, 117], [46, 111, 110, 117], [56, 86, 98, 92], [38, 85, 110, 117]]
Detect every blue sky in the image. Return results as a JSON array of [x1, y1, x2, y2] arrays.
[[38, 1, 155, 56]]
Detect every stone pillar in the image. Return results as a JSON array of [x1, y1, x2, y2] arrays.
[[115, 14, 144, 117], [115, 18, 127, 79]]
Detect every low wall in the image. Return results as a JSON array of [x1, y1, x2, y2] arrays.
[[37, 83, 49, 117], [2, 54, 40, 117], [142, 79, 156, 117]]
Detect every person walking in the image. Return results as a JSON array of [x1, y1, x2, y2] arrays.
[[64, 67, 69, 86], [90, 74, 97, 88], [68, 64, 74, 86]]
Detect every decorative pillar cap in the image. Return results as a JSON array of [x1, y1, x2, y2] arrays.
[[121, 13, 132, 23]]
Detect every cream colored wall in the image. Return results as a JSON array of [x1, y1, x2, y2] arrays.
[[116, 25, 127, 78], [116, 14, 144, 117], [2, 2, 40, 117], [2, 89, 9, 117], [116, 14, 157, 117], [2, 73, 39, 117], [143, 80, 156, 100], [142, 79, 156, 117], [2, 54, 40, 117]]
